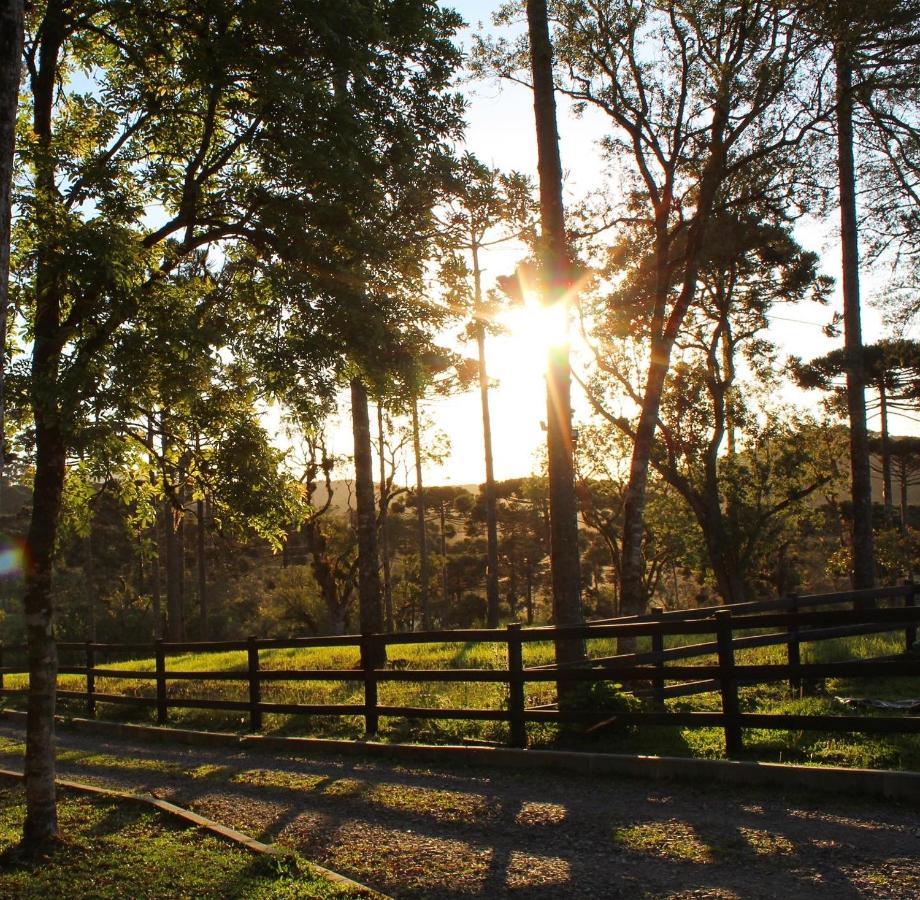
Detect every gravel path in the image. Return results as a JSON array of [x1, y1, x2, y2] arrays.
[[0, 723, 917, 899]]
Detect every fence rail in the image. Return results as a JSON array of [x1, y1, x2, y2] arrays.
[[0, 585, 918, 755]]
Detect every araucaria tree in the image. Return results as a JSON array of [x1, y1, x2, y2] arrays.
[[12, 0, 462, 852]]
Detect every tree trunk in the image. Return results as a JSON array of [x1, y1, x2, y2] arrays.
[[164, 495, 184, 641], [526, 0, 585, 682], [22, 420, 64, 849], [619, 353, 668, 619], [196, 496, 208, 640], [21, 3, 66, 850], [84, 532, 97, 642], [525, 568, 534, 625], [438, 501, 449, 614], [412, 397, 430, 629], [879, 385, 894, 523], [350, 379, 384, 664], [377, 403, 394, 632], [147, 416, 162, 639], [836, 47, 875, 592], [472, 240, 500, 627], [899, 457, 909, 535], [0, 0, 24, 515], [701, 501, 746, 606]]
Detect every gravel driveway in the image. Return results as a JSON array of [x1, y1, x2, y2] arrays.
[[0, 722, 916, 899]]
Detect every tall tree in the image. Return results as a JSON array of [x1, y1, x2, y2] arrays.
[[438, 154, 536, 627], [799, 0, 920, 587], [525, 0, 585, 673], [12, 0, 462, 849], [484, 1, 826, 618], [835, 38, 876, 588], [350, 378, 384, 658], [0, 0, 23, 512]]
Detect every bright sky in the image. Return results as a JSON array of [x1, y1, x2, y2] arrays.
[[322, 0, 909, 488]]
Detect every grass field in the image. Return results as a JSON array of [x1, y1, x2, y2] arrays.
[[0, 784, 364, 899], [4, 626, 919, 770]]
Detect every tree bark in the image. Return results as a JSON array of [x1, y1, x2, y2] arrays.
[[164, 499, 184, 640], [471, 240, 500, 627], [619, 353, 668, 620], [377, 403, 394, 632], [350, 378, 384, 663], [836, 47, 876, 592], [438, 500, 449, 613], [196, 496, 208, 640], [22, 420, 64, 849], [526, 0, 585, 679], [21, 1, 67, 850], [147, 416, 162, 639], [0, 0, 24, 514], [411, 397, 430, 629], [879, 385, 894, 522]]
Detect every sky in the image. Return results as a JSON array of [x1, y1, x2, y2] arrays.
[[321, 0, 909, 488]]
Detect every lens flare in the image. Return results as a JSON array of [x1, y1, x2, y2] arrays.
[[0, 539, 27, 578]]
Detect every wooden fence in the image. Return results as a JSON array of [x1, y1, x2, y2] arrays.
[[0, 585, 918, 756]]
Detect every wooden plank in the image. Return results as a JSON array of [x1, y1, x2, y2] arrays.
[[253, 635, 362, 649], [257, 669, 363, 682], [716, 610, 742, 756], [256, 702, 365, 716], [160, 670, 248, 681], [738, 713, 920, 734], [382, 628, 505, 645], [374, 705, 508, 722], [155, 640, 167, 725], [373, 669, 510, 683], [507, 623, 526, 748], [247, 636, 262, 732]]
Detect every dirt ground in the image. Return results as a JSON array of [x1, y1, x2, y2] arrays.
[[0, 722, 916, 899]]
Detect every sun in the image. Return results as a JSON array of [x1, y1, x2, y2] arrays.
[[492, 297, 570, 382]]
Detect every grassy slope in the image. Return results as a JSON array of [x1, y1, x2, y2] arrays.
[[0, 784, 362, 899], [4, 629, 919, 769]]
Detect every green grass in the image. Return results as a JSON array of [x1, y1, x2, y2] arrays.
[[4, 626, 918, 770], [0, 784, 365, 899]]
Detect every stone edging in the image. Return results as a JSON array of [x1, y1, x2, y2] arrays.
[[0, 764, 386, 898], [2, 707, 919, 801]]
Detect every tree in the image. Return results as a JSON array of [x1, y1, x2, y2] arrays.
[[793, 339, 920, 521], [437, 153, 536, 628], [525, 0, 585, 677], [0, 0, 23, 511], [482, 0, 828, 618], [12, 0, 462, 850], [582, 212, 832, 604], [886, 435, 920, 532], [799, 0, 920, 588]]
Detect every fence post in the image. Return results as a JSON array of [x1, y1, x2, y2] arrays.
[[85, 641, 96, 719], [905, 580, 917, 654], [247, 636, 262, 733], [786, 593, 801, 697], [715, 609, 742, 757], [651, 608, 665, 706], [507, 623, 526, 748], [155, 639, 167, 725], [360, 633, 379, 738]]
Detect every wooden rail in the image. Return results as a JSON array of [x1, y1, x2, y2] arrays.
[[0, 585, 918, 756]]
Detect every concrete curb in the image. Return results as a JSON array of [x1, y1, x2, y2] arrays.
[[2, 707, 919, 802], [0, 765, 386, 898]]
